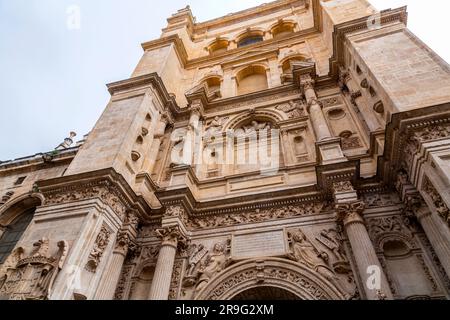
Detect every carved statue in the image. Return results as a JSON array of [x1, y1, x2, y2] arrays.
[[194, 243, 229, 295], [55, 132, 77, 150], [288, 229, 353, 299]]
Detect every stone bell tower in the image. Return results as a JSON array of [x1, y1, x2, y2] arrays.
[[1, 0, 450, 300]]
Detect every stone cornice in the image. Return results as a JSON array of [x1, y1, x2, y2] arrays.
[[106, 73, 189, 121], [141, 35, 189, 68], [380, 103, 450, 185], [35, 168, 153, 222], [155, 181, 328, 218], [0, 147, 78, 174]]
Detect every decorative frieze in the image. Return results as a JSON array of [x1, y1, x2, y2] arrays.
[[185, 202, 332, 230], [422, 178, 450, 227], [114, 265, 133, 300], [168, 260, 184, 300], [44, 182, 128, 221]]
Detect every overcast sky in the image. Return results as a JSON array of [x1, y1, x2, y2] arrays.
[[0, 0, 449, 161]]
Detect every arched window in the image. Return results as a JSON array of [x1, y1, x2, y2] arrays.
[[0, 208, 35, 264], [208, 39, 229, 55], [271, 21, 295, 39], [236, 66, 268, 95], [237, 35, 263, 48]]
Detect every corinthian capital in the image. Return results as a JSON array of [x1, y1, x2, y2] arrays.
[[114, 230, 135, 256], [336, 201, 366, 226], [125, 210, 140, 229], [156, 226, 187, 248]]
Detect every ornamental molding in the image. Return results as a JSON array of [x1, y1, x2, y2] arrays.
[[36, 168, 152, 222], [382, 105, 450, 184], [184, 202, 333, 230], [422, 177, 450, 227], [366, 215, 417, 253], [195, 258, 346, 300]]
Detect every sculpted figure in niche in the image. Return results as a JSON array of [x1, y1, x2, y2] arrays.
[[243, 121, 271, 134], [194, 243, 230, 295], [288, 229, 353, 299]]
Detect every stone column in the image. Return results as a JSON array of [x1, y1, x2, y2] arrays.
[[301, 76, 332, 142], [95, 214, 139, 300], [0, 225, 5, 239], [336, 202, 393, 300], [148, 226, 186, 300], [413, 199, 450, 278], [95, 232, 132, 300]]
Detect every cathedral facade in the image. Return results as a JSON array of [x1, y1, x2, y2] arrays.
[[1, 0, 450, 300]]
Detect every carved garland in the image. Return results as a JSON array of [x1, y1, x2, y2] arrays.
[[185, 202, 333, 230]]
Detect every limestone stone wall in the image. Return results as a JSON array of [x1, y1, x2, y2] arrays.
[[348, 26, 450, 113]]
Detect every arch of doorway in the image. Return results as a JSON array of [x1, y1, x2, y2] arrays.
[[195, 258, 346, 300]]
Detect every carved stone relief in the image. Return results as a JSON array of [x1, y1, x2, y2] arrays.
[[287, 228, 356, 299], [44, 183, 128, 221], [185, 202, 333, 230], [0, 237, 69, 300], [168, 260, 184, 300], [180, 240, 231, 300], [276, 100, 306, 119], [85, 224, 112, 273], [0, 191, 14, 207], [422, 178, 450, 227]]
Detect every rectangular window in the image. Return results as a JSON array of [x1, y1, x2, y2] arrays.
[[14, 176, 27, 186]]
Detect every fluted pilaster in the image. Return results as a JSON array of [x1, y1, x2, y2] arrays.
[[414, 202, 450, 278], [337, 202, 393, 300], [148, 226, 186, 300], [301, 76, 332, 141], [95, 213, 139, 300]]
